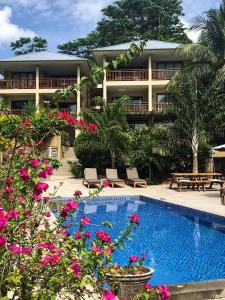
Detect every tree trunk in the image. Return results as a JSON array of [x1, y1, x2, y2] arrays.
[[110, 150, 116, 169], [192, 127, 199, 173], [149, 163, 152, 180]]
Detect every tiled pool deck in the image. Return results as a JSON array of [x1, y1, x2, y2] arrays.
[[47, 176, 225, 217]]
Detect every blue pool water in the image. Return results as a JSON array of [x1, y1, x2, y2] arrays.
[[64, 196, 225, 285]]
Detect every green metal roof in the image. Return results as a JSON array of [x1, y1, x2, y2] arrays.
[[0, 51, 87, 62], [94, 40, 182, 51]]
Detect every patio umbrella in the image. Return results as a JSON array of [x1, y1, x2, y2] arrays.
[[213, 144, 225, 151]]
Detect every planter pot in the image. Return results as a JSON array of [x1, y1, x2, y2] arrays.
[[106, 267, 154, 300]]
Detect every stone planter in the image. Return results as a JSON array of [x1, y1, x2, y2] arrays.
[[106, 267, 154, 300]]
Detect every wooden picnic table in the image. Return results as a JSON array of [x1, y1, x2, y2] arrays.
[[169, 173, 223, 191]]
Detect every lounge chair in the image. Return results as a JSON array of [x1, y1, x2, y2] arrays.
[[106, 169, 125, 188], [126, 168, 147, 188], [83, 168, 101, 188]]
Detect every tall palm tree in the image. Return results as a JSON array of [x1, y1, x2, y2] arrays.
[[172, 0, 225, 81], [80, 97, 131, 168]]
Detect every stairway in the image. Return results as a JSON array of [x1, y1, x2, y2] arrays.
[[53, 147, 77, 178]]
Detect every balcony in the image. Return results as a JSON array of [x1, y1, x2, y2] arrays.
[[107, 69, 148, 81], [0, 78, 76, 89], [39, 78, 76, 89], [153, 102, 169, 111], [152, 69, 179, 80], [0, 80, 36, 89], [125, 103, 149, 113], [10, 108, 77, 116]]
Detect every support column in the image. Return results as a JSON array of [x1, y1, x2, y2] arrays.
[[103, 56, 107, 101], [148, 55, 152, 111], [35, 65, 40, 111], [77, 64, 81, 115]]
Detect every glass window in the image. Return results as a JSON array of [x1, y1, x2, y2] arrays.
[[130, 96, 143, 104], [157, 62, 183, 69], [156, 94, 167, 104], [128, 122, 147, 130], [11, 100, 34, 109]]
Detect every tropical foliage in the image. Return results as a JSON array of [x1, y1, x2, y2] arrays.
[[58, 0, 190, 58], [10, 36, 47, 56]]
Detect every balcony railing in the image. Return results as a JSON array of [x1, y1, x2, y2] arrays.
[[39, 78, 76, 89], [152, 69, 179, 80], [125, 103, 149, 113], [0, 80, 36, 89], [153, 102, 169, 111], [0, 78, 77, 89], [107, 69, 148, 81], [10, 108, 77, 116]]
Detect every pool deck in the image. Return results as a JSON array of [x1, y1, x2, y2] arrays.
[[47, 176, 225, 217]]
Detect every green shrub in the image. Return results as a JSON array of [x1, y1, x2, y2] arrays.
[[68, 161, 84, 178]]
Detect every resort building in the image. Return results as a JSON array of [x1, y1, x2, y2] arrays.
[[0, 51, 89, 117], [0, 40, 184, 129], [93, 40, 183, 129]]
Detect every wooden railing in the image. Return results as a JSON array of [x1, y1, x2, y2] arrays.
[[0, 78, 76, 89], [153, 102, 169, 111], [39, 78, 76, 89], [125, 103, 149, 113], [10, 108, 77, 116], [107, 69, 148, 81], [0, 80, 36, 89], [152, 69, 179, 80]]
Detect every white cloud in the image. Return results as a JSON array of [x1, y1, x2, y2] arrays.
[[0, 6, 35, 45], [182, 18, 200, 42], [72, 0, 113, 23]]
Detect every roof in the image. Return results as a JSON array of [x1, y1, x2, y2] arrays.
[[0, 51, 87, 62], [94, 40, 181, 51]]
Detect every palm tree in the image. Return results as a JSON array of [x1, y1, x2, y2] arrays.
[[80, 97, 131, 168], [172, 0, 225, 81]]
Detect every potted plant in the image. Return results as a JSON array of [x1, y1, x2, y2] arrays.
[[90, 96, 103, 109], [106, 253, 154, 300]]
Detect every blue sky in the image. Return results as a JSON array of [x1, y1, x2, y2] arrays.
[[0, 0, 221, 58]]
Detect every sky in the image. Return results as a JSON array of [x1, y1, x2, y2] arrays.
[[0, 0, 221, 58]]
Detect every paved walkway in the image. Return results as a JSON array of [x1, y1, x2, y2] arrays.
[[47, 176, 225, 217]]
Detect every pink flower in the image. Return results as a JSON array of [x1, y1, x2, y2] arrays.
[[102, 181, 110, 187], [96, 230, 111, 243], [24, 210, 31, 217], [9, 244, 23, 254], [84, 231, 91, 238], [103, 291, 116, 300], [29, 159, 40, 168], [92, 245, 104, 256], [45, 166, 53, 176], [19, 167, 30, 182], [50, 254, 61, 265], [37, 170, 48, 179], [129, 214, 140, 224], [74, 231, 82, 239], [60, 199, 79, 217], [34, 182, 49, 196], [0, 236, 6, 247], [87, 123, 97, 132], [129, 255, 139, 263], [5, 177, 13, 185], [80, 215, 90, 225], [145, 284, 152, 290], [157, 285, 170, 300], [0, 215, 8, 232], [18, 197, 25, 203], [39, 255, 52, 268], [44, 212, 51, 218], [8, 210, 19, 219], [2, 187, 13, 194], [22, 247, 31, 256], [74, 190, 82, 196], [37, 243, 55, 253], [70, 261, 81, 279]]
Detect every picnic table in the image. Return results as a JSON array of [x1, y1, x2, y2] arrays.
[[169, 172, 223, 192]]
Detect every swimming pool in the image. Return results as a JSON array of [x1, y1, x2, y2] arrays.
[[63, 195, 225, 285]]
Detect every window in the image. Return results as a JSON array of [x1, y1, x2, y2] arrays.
[[156, 94, 167, 104], [11, 100, 35, 110], [129, 122, 147, 130], [156, 62, 183, 69]]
